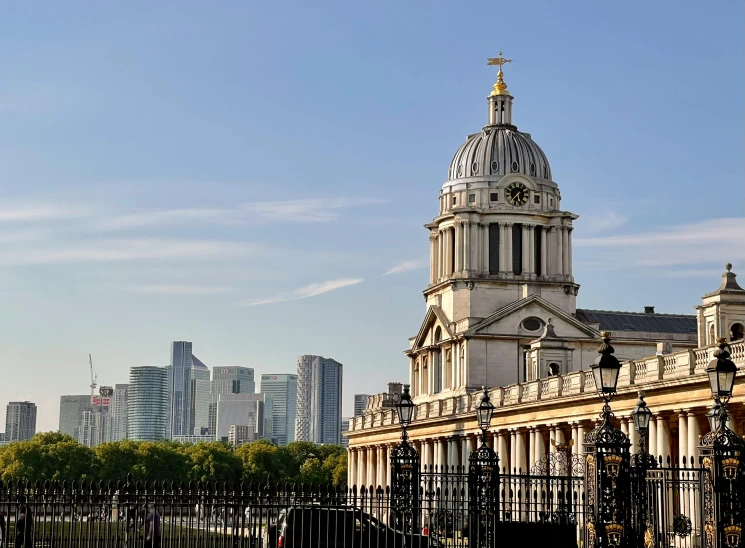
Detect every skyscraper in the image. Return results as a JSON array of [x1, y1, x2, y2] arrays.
[[353, 394, 370, 416], [259, 374, 297, 445], [5, 401, 37, 441], [341, 417, 351, 448], [167, 341, 194, 439], [59, 395, 91, 439], [215, 393, 273, 442], [208, 366, 255, 436], [128, 366, 168, 441], [110, 384, 129, 441], [190, 355, 211, 435], [295, 355, 343, 445]]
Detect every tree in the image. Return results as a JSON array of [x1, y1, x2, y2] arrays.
[[236, 440, 291, 483], [93, 441, 140, 483], [130, 442, 189, 484], [297, 457, 329, 485], [181, 442, 242, 484]]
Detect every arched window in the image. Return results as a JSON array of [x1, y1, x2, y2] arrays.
[[421, 358, 429, 395], [434, 326, 442, 344], [413, 360, 420, 396], [547, 362, 560, 376], [731, 323, 744, 341], [708, 324, 716, 345], [445, 350, 453, 390]]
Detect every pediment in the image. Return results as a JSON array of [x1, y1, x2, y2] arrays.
[[411, 306, 456, 350], [465, 295, 599, 339]]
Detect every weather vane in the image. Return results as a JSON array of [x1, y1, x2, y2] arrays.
[[487, 51, 512, 95]]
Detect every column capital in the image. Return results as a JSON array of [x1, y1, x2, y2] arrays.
[[504, 222, 514, 228], [429, 233, 438, 242], [525, 223, 536, 229]]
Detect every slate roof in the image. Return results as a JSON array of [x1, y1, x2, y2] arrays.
[[575, 309, 697, 335]]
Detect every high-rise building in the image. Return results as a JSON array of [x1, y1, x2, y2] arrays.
[[189, 355, 211, 435], [259, 374, 297, 445], [59, 395, 91, 439], [215, 393, 273, 442], [295, 355, 343, 445], [341, 417, 351, 448], [353, 394, 370, 416], [208, 366, 255, 436], [128, 366, 168, 441], [5, 401, 37, 442], [166, 341, 194, 439], [110, 384, 129, 442]]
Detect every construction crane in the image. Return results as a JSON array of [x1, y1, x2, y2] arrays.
[[89, 354, 98, 397]]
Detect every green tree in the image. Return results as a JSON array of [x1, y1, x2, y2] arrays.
[[236, 440, 290, 483], [93, 441, 140, 483], [297, 457, 329, 485], [181, 442, 242, 484], [131, 441, 189, 484]]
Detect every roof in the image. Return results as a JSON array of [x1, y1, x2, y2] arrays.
[[575, 309, 697, 335]]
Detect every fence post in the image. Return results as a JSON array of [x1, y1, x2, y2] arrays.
[[390, 385, 420, 533], [699, 403, 745, 548], [584, 404, 632, 547]]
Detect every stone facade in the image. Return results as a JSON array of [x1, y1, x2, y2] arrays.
[[346, 68, 745, 488]]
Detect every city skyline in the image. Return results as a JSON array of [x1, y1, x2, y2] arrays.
[[0, 2, 741, 432]]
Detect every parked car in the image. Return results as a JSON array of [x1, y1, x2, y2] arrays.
[[264, 507, 435, 548]]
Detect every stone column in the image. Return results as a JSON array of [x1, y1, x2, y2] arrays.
[[656, 415, 671, 465], [481, 222, 489, 273], [562, 225, 570, 276], [448, 436, 459, 472], [516, 430, 527, 473], [577, 422, 586, 447], [620, 418, 629, 437], [540, 226, 548, 277], [528, 428, 536, 468], [349, 448, 357, 487], [498, 222, 507, 275], [521, 224, 530, 275], [527, 224, 536, 277], [438, 229, 444, 280], [497, 431, 509, 473], [556, 226, 564, 277], [358, 447, 367, 487], [463, 222, 471, 274], [687, 411, 700, 463], [628, 420, 638, 454], [429, 234, 437, 284], [510, 430, 517, 474], [437, 438, 447, 473], [648, 416, 658, 462], [454, 222, 462, 273], [426, 440, 435, 473], [534, 428, 546, 467], [461, 435, 470, 474], [567, 227, 573, 276], [505, 223, 513, 275], [366, 446, 375, 487], [678, 411, 688, 466]]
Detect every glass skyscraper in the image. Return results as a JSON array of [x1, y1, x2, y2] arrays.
[[167, 341, 194, 439], [128, 366, 167, 441], [259, 374, 297, 445], [295, 355, 343, 445]]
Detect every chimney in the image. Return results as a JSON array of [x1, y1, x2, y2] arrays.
[[644, 306, 655, 314]]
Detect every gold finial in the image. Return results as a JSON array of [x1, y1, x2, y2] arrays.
[[487, 51, 513, 96]]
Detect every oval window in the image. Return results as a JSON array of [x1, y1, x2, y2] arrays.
[[521, 317, 543, 331]]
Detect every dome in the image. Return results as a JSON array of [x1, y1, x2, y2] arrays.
[[447, 126, 552, 182]]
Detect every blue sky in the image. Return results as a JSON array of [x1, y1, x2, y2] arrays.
[[0, 2, 742, 431]]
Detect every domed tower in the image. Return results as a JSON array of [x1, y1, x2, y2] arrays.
[[408, 56, 585, 397], [425, 54, 579, 319]]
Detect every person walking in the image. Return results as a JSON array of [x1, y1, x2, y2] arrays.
[[145, 504, 162, 548], [14, 506, 33, 548]]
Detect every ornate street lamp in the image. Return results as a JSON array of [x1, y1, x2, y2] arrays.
[[584, 332, 631, 548], [630, 392, 656, 547], [468, 387, 500, 548], [389, 385, 420, 533], [699, 339, 745, 548]]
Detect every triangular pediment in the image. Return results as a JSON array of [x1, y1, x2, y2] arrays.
[[465, 295, 600, 339], [411, 306, 456, 350]]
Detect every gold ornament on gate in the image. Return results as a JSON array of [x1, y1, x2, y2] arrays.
[[605, 521, 624, 546], [721, 457, 740, 480], [724, 523, 742, 548], [604, 454, 623, 479]]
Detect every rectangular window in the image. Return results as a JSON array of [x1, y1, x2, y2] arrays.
[[490, 192, 498, 201], [512, 223, 523, 275], [550, 198, 554, 208], [535, 228, 542, 276], [452, 196, 457, 205], [488, 223, 500, 273], [534, 194, 540, 204], [468, 193, 476, 203]]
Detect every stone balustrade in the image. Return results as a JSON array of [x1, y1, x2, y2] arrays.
[[350, 340, 745, 432]]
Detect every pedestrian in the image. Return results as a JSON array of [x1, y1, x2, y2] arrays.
[[145, 504, 162, 548], [14, 506, 33, 548], [422, 523, 429, 536]]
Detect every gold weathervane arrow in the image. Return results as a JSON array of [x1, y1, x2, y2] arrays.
[[487, 51, 512, 95]]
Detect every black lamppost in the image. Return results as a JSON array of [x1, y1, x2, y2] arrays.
[[584, 332, 631, 548], [630, 391, 656, 546], [468, 387, 500, 548], [389, 385, 420, 533], [699, 339, 745, 548]]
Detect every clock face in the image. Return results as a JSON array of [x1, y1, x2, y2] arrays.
[[506, 182, 529, 206]]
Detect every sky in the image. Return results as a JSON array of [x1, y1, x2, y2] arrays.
[[0, 1, 742, 432]]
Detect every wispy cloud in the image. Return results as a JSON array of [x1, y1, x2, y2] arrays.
[[0, 205, 90, 222], [237, 278, 364, 307], [574, 218, 744, 268], [384, 260, 427, 276], [132, 284, 234, 295], [0, 238, 258, 266], [578, 210, 628, 233]]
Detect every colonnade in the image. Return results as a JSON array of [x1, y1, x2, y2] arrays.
[[429, 220, 573, 284], [348, 407, 724, 488]]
